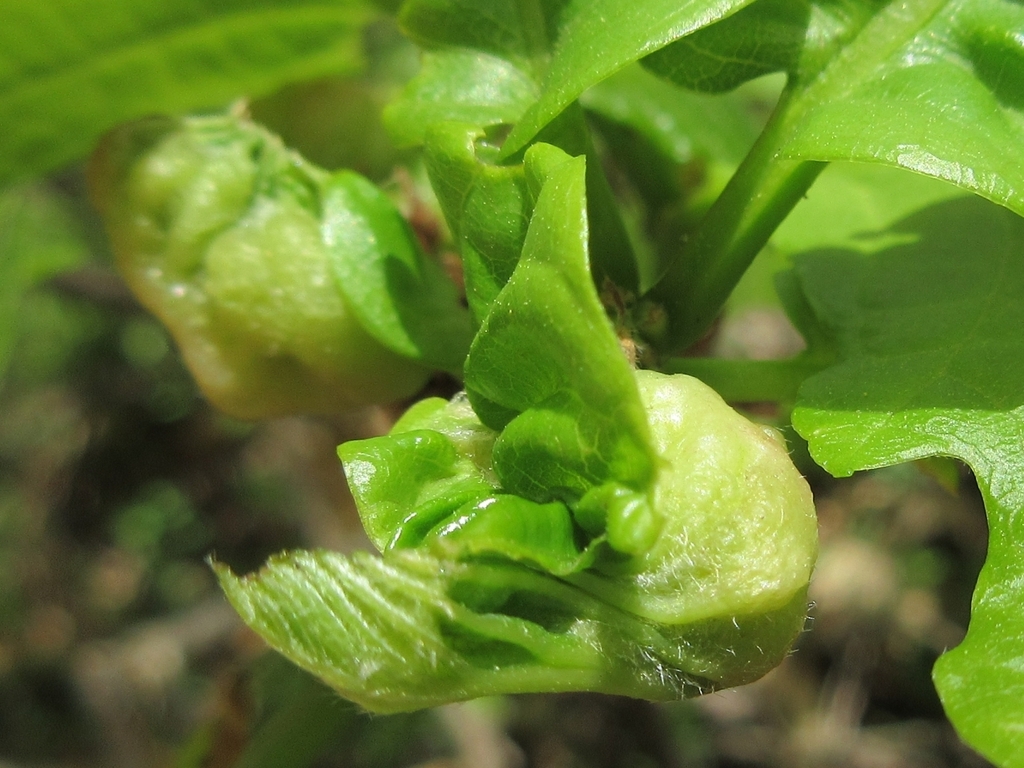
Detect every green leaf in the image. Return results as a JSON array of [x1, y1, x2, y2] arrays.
[[646, 0, 1024, 217], [788, 195, 1024, 767], [338, 394, 498, 552], [424, 123, 534, 323], [384, 49, 538, 147], [386, 0, 557, 144], [340, 380, 595, 578], [395, 0, 759, 155], [398, 0, 562, 62], [501, 0, 760, 155], [642, 0, 1024, 353], [341, 429, 494, 550], [424, 114, 639, 321], [464, 144, 656, 501], [581, 64, 761, 170], [426, 494, 592, 577], [0, 0, 373, 183], [535, 103, 644, 294], [420, 113, 643, 300], [0, 184, 89, 380], [641, 0, 872, 93], [395, 0, 767, 297], [324, 170, 474, 374], [786, 0, 1024, 219], [215, 548, 714, 713]]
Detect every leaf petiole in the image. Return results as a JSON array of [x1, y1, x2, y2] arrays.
[[640, 87, 825, 353]]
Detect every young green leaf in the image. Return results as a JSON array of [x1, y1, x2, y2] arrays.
[[500, 0, 761, 155], [354, 140, 655, 548], [787, 195, 1024, 768], [342, 387, 598, 577], [0, 0, 373, 183], [384, 49, 538, 147], [393, 0, 760, 156], [428, 494, 595, 577], [323, 170, 474, 374], [384, 0, 554, 141], [339, 394, 498, 552], [215, 548, 714, 713], [464, 144, 656, 502], [423, 113, 640, 319], [394, 0, 742, 297], [423, 123, 534, 323], [88, 114, 434, 418]]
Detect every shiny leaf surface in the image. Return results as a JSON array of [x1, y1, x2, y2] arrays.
[[324, 170, 474, 374], [790, 195, 1024, 767]]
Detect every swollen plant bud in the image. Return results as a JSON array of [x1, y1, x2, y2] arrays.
[[216, 369, 818, 711], [89, 115, 431, 419]]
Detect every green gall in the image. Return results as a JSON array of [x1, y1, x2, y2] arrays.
[[573, 370, 818, 630], [217, 369, 818, 711], [89, 115, 430, 419]]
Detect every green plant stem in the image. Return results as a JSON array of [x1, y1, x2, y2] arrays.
[[662, 355, 832, 404], [641, 88, 826, 353]]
